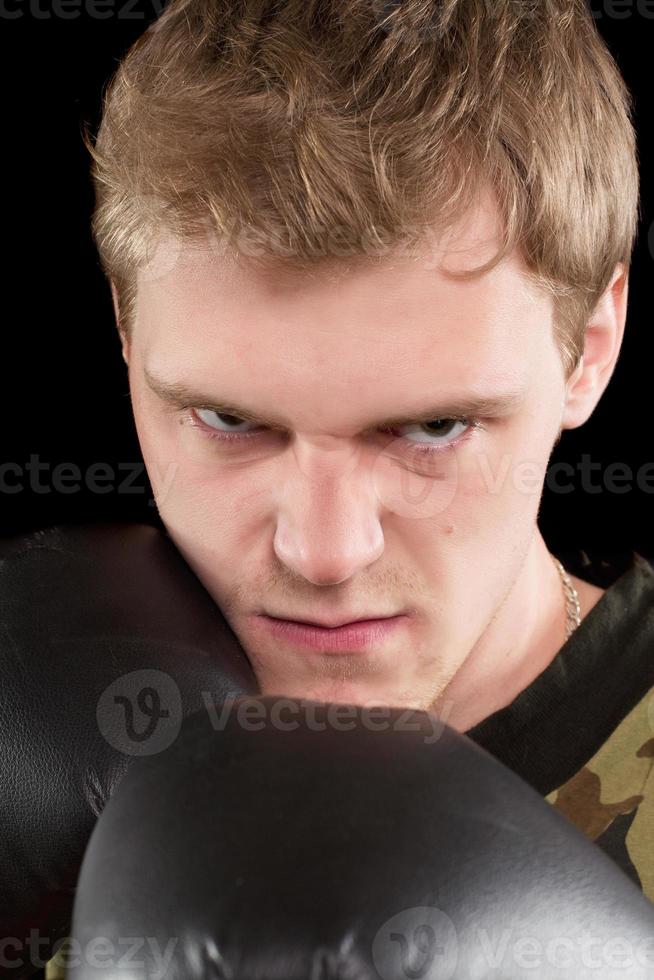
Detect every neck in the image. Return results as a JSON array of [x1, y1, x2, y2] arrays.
[[431, 533, 570, 734]]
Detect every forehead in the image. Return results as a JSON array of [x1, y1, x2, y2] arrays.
[[133, 198, 553, 400]]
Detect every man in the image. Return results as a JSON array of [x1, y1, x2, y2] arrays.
[[78, 0, 651, 904]]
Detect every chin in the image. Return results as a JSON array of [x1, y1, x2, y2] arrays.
[[260, 676, 427, 712]]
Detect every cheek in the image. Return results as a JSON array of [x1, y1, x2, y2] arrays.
[[130, 382, 275, 519], [142, 449, 270, 608], [149, 450, 268, 553], [133, 405, 272, 565], [426, 420, 554, 544]]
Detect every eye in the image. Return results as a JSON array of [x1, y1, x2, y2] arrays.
[[187, 408, 484, 453], [194, 409, 262, 436], [392, 418, 466, 445], [384, 417, 483, 453]]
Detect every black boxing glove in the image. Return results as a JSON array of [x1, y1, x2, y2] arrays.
[[69, 697, 654, 980], [0, 522, 257, 979]]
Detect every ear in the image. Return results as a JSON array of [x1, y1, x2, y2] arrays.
[[561, 263, 629, 431], [110, 280, 130, 366]]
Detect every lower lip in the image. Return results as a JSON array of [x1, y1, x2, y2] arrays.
[[255, 615, 408, 653]]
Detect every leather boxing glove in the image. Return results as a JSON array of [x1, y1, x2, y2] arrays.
[[69, 697, 654, 980], [0, 522, 257, 978]]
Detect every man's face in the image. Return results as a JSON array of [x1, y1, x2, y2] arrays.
[[125, 197, 567, 710]]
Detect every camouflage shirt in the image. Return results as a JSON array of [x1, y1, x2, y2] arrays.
[[468, 549, 654, 902]]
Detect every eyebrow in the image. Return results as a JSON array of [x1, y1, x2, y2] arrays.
[[144, 367, 526, 430]]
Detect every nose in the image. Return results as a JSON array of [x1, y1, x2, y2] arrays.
[[273, 445, 385, 586]]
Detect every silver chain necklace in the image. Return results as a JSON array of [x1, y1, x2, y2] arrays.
[[551, 555, 582, 640]]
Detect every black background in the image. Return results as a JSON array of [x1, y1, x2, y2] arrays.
[[0, 0, 652, 559]]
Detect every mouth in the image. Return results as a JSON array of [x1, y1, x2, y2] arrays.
[[262, 611, 404, 629], [252, 613, 409, 654]]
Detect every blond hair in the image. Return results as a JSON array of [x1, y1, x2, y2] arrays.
[[84, 0, 640, 380]]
